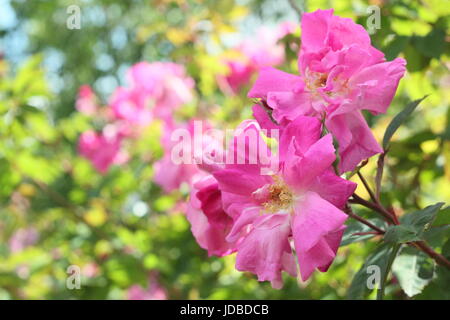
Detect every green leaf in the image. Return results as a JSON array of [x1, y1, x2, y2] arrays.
[[433, 206, 450, 226], [377, 244, 401, 300], [413, 29, 446, 59], [384, 202, 445, 244], [401, 202, 445, 228], [423, 225, 450, 248], [392, 248, 435, 297], [384, 225, 422, 243], [382, 96, 428, 150], [384, 35, 409, 61], [347, 244, 392, 299]]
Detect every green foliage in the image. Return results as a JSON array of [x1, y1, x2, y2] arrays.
[[347, 243, 391, 299], [0, 0, 449, 300], [341, 218, 385, 246], [392, 248, 434, 297], [382, 96, 427, 150], [384, 202, 444, 243]]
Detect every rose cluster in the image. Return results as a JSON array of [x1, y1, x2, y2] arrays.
[[186, 9, 405, 288], [76, 9, 406, 288], [76, 62, 194, 173]]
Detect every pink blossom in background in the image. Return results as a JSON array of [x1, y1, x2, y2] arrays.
[[220, 58, 254, 94], [209, 117, 356, 288], [78, 127, 128, 174], [238, 26, 286, 67], [109, 62, 194, 126], [154, 119, 223, 193], [126, 62, 194, 121], [127, 275, 167, 300], [248, 9, 406, 172], [153, 120, 203, 193], [82, 262, 100, 278], [220, 23, 295, 94], [9, 227, 39, 253], [276, 21, 297, 39], [75, 85, 98, 116], [76, 61, 195, 174], [109, 86, 154, 127]]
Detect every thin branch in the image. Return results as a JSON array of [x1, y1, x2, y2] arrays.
[[412, 241, 450, 269], [349, 156, 450, 269], [375, 152, 386, 200], [288, 0, 305, 22], [344, 205, 385, 234], [348, 199, 450, 269], [352, 231, 382, 236], [357, 171, 377, 203], [350, 193, 397, 224]]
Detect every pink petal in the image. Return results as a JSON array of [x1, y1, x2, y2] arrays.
[[224, 120, 277, 176], [279, 115, 322, 160], [186, 175, 235, 257], [268, 91, 313, 123], [348, 58, 406, 115], [213, 169, 269, 197], [283, 134, 336, 190], [327, 111, 383, 173], [292, 191, 348, 281], [309, 169, 357, 209], [300, 9, 334, 52], [252, 104, 280, 136], [317, 226, 346, 272], [225, 206, 261, 243], [235, 213, 296, 289], [248, 67, 302, 99]]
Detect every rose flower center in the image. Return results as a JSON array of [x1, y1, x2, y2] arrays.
[[262, 178, 293, 213], [305, 70, 328, 92]]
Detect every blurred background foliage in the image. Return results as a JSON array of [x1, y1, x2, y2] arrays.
[[0, 0, 449, 299]]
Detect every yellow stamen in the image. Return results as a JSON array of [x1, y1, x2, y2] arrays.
[[262, 176, 293, 213]]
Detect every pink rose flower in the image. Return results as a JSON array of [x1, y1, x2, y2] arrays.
[[109, 86, 154, 127], [153, 120, 213, 193], [75, 85, 98, 116], [211, 117, 356, 288], [186, 175, 236, 257], [127, 274, 167, 300], [9, 227, 39, 253], [249, 9, 406, 172], [78, 126, 128, 174], [220, 24, 293, 94], [128, 62, 194, 121], [221, 58, 255, 94], [110, 62, 194, 126]]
